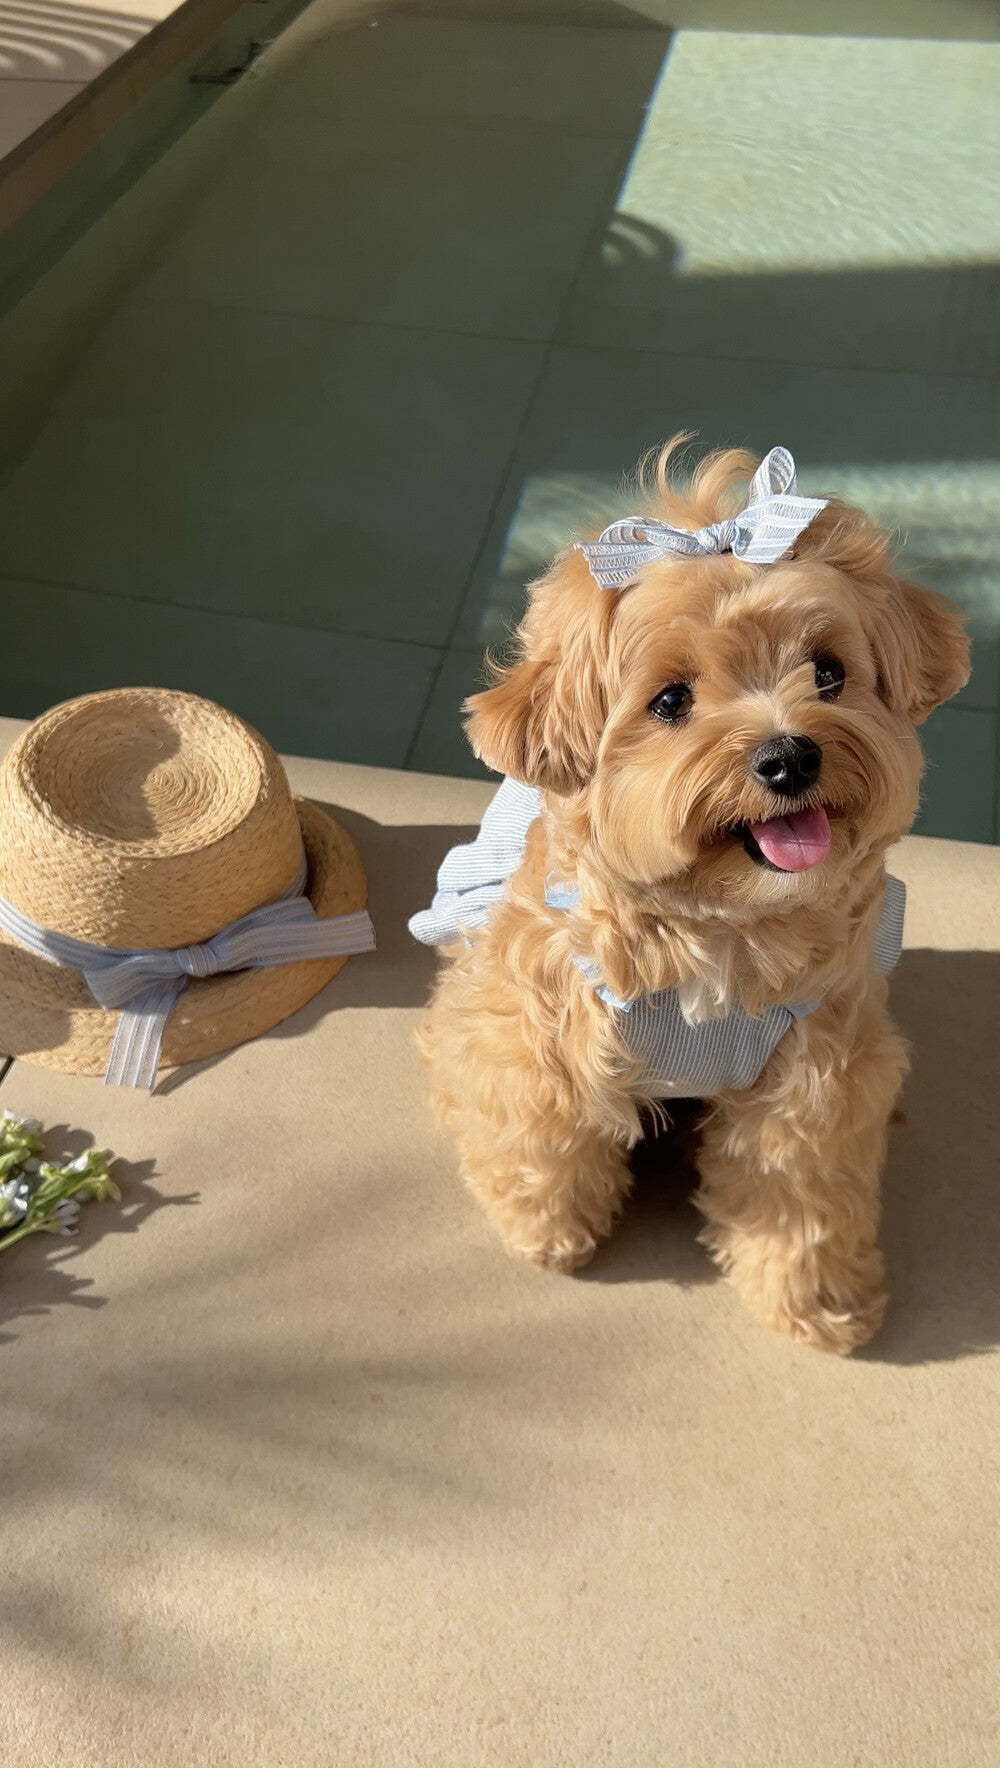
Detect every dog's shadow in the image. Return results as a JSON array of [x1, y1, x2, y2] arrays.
[[583, 951, 1000, 1366], [582, 1101, 714, 1290], [155, 799, 1000, 1366], [865, 948, 1000, 1365]]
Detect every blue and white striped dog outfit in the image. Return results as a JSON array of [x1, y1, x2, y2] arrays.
[[409, 778, 905, 1100]]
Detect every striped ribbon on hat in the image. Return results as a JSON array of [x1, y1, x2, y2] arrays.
[[577, 446, 828, 591], [0, 857, 375, 1089]]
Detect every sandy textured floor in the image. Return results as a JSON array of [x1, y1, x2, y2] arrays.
[[0, 747, 998, 1766]]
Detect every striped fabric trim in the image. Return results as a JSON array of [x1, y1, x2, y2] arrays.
[[616, 871, 905, 1098], [408, 777, 541, 948], [409, 778, 906, 1100], [615, 990, 800, 1098], [874, 874, 906, 975]]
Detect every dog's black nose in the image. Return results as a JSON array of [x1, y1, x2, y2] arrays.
[[750, 734, 822, 798]]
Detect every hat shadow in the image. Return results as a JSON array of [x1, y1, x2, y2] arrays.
[[0, 1129, 199, 1343], [155, 803, 481, 1096], [307, 802, 482, 1015]]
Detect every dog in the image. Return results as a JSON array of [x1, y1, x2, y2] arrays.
[[411, 440, 969, 1354]]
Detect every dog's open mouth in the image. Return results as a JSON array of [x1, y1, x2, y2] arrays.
[[736, 805, 832, 873]]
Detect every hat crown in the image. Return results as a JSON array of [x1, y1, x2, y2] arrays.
[[0, 689, 303, 949]]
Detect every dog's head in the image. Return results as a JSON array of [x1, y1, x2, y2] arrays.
[[466, 442, 969, 914]]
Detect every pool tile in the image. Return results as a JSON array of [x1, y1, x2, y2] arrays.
[[407, 649, 497, 782], [952, 632, 1000, 713], [915, 706, 997, 843], [146, 120, 625, 341], [0, 576, 440, 768], [259, 16, 670, 136], [0, 13, 996, 847], [454, 344, 1000, 650], [562, 33, 1000, 376], [0, 298, 545, 648]]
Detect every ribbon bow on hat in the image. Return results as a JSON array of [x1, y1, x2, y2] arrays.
[[577, 446, 828, 591], [0, 859, 375, 1090]]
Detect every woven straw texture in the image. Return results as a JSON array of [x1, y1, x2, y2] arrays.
[[0, 689, 367, 1076]]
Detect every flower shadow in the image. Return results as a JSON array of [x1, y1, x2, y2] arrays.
[[0, 1127, 199, 1342]]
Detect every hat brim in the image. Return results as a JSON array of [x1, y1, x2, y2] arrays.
[[0, 799, 367, 1080]]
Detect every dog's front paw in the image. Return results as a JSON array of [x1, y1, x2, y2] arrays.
[[780, 1286, 887, 1356], [705, 1227, 887, 1355], [509, 1228, 598, 1274]]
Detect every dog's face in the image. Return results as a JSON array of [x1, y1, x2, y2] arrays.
[[467, 452, 969, 917]]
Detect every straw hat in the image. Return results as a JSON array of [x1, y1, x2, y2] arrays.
[[0, 688, 369, 1079]]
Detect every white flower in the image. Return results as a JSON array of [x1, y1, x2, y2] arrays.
[[2, 1111, 41, 1134], [65, 1154, 92, 1174], [53, 1200, 80, 1236], [0, 1178, 31, 1220]]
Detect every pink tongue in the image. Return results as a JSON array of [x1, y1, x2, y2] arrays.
[[749, 805, 831, 872]]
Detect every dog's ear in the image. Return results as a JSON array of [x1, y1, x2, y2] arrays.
[[464, 547, 612, 793], [867, 577, 970, 725]]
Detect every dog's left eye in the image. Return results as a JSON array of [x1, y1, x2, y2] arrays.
[[649, 683, 694, 723], [813, 655, 846, 699]]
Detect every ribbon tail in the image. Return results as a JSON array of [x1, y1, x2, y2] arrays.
[[317, 909, 377, 956], [733, 495, 829, 565], [104, 977, 187, 1090]]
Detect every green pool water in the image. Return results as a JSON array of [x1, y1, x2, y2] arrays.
[[0, 3, 997, 839]]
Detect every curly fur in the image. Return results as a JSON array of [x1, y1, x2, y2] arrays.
[[418, 441, 970, 1353]]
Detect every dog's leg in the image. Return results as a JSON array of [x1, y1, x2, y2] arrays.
[[421, 954, 636, 1274], [461, 1116, 634, 1273], [693, 987, 909, 1353]]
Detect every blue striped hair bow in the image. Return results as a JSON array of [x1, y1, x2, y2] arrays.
[[577, 446, 828, 591], [0, 857, 375, 1089]]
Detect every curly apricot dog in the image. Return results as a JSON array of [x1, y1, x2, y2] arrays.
[[412, 441, 969, 1354]]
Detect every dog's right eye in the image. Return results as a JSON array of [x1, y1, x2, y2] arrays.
[[649, 683, 694, 724], [813, 655, 846, 699]]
